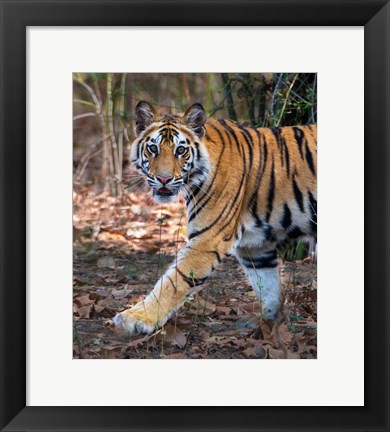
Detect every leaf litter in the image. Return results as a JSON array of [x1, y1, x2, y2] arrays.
[[73, 189, 317, 359]]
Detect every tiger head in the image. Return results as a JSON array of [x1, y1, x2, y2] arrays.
[[131, 101, 210, 203]]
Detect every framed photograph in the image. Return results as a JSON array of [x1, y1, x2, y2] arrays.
[[1, 1, 389, 431]]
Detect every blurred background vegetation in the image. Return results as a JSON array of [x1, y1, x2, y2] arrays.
[[73, 72, 317, 195]]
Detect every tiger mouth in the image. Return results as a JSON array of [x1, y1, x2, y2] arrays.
[[155, 187, 176, 197]]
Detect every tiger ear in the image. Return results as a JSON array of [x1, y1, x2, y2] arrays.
[[135, 101, 156, 135], [183, 103, 206, 137]]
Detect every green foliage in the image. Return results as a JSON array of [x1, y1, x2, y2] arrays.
[[277, 240, 309, 262]]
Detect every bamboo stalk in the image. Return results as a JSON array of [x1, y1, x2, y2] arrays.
[[105, 73, 121, 196], [117, 73, 127, 192]]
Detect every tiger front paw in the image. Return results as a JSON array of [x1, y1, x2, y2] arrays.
[[112, 308, 158, 335]]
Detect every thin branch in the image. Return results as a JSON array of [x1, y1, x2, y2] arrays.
[[73, 77, 101, 112], [73, 112, 97, 121], [73, 144, 104, 183], [276, 74, 298, 127], [263, 73, 284, 126]]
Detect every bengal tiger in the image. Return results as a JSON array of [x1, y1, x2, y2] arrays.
[[113, 101, 317, 335]]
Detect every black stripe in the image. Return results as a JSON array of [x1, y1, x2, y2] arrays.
[[283, 135, 291, 178], [248, 131, 267, 220], [189, 202, 229, 239], [271, 127, 281, 148], [308, 191, 317, 214], [238, 125, 254, 171], [217, 136, 247, 232], [186, 152, 217, 212], [191, 167, 206, 178], [187, 194, 213, 222], [293, 126, 305, 159], [240, 250, 278, 269], [308, 191, 317, 235], [176, 268, 208, 287], [263, 223, 276, 242], [266, 159, 275, 222], [271, 127, 286, 169], [281, 203, 292, 230], [288, 226, 305, 239], [188, 182, 203, 200], [292, 177, 304, 212], [188, 123, 225, 212], [157, 127, 168, 138], [218, 119, 242, 156], [305, 144, 316, 175], [272, 128, 290, 177], [167, 275, 177, 292], [253, 212, 263, 228], [208, 250, 222, 263], [210, 121, 230, 150], [214, 122, 248, 233], [262, 132, 268, 169]]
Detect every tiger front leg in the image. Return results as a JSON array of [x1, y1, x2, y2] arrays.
[[112, 272, 185, 335], [113, 238, 231, 335]]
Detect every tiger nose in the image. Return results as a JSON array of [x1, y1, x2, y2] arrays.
[[156, 175, 173, 185]]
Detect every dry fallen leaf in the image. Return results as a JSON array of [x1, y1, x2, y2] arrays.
[[97, 256, 116, 269], [216, 305, 233, 315], [163, 353, 188, 359], [268, 348, 300, 359], [73, 294, 94, 307], [187, 298, 216, 316], [278, 323, 294, 344], [100, 344, 123, 359], [76, 304, 93, 319], [158, 324, 187, 348], [94, 304, 105, 314], [239, 301, 261, 313], [243, 344, 267, 359]]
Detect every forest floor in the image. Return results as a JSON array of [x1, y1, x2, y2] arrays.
[[73, 190, 317, 360]]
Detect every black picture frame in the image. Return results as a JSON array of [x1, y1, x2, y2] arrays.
[[1, 1, 389, 431]]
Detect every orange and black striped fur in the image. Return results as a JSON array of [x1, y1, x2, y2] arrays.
[[113, 101, 317, 335]]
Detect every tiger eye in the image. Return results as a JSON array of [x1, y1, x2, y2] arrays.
[[176, 146, 186, 156], [149, 144, 158, 153]]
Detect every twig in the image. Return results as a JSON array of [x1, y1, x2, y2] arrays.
[[73, 146, 104, 183], [73, 77, 102, 111], [73, 112, 97, 121], [276, 74, 299, 127], [263, 73, 284, 126]]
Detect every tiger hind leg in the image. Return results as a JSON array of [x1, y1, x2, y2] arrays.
[[235, 247, 281, 321]]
